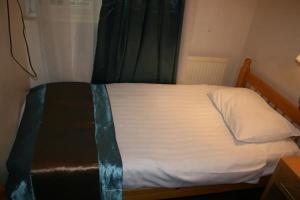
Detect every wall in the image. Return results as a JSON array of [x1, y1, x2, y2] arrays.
[[177, 0, 258, 85], [0, 0, 30, 184], [243, 0, 300, 105]]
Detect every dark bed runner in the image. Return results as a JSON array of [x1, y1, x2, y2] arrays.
[[6, 83, 122, 200]]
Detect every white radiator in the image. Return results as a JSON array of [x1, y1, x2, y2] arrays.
[[177, 56, 228, 85]]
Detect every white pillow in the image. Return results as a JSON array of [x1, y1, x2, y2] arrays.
[[208, 88, 300, 143]]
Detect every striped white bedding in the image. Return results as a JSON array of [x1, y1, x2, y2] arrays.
[[106, 83, 299, 188]]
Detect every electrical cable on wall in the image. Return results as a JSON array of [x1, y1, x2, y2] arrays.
[[6, 0, 38, 80]]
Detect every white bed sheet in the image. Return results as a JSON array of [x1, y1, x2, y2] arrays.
[[106, 83, 299, 188], [263, 139, 299, 176]]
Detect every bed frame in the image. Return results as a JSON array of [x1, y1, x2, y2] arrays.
[[124, 58, 300, 200], [236, 58, 300, 126]]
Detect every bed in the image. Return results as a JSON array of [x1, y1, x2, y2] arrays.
[[6, 58, 300, 199], [113, 58, 300, 199]]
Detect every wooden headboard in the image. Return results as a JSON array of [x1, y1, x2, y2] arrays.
[[236, 58, 300, 127]]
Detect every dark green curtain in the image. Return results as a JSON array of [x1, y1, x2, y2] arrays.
[[92, 0, 185, 84]]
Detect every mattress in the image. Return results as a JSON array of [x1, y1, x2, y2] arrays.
[[106, 83, 299, 188]]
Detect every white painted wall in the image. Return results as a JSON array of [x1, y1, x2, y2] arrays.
[[0, 0, 30, 184], [243, 0, 300, 105], [178, 0, 300, 105], [177, 0, 258, 85]]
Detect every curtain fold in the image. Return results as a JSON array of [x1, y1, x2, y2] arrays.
[[92, 0, 185, 84]]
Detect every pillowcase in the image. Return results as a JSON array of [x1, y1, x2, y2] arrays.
[[208, 88, 300, 143]]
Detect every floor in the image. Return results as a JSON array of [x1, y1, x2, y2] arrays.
[[0, 186, 5, 200], [0, 186, 264, 200], [171, 188, 264, 200]]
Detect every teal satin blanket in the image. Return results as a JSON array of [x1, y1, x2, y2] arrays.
[[6, 83, 123, 200], [91, 85, 123, 200], [6, 85, 46, 199]]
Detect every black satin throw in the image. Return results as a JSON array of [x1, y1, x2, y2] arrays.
[[31, 83, 99, 200], [6, 83, 123, 200], [92, 0, 185, 84]]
